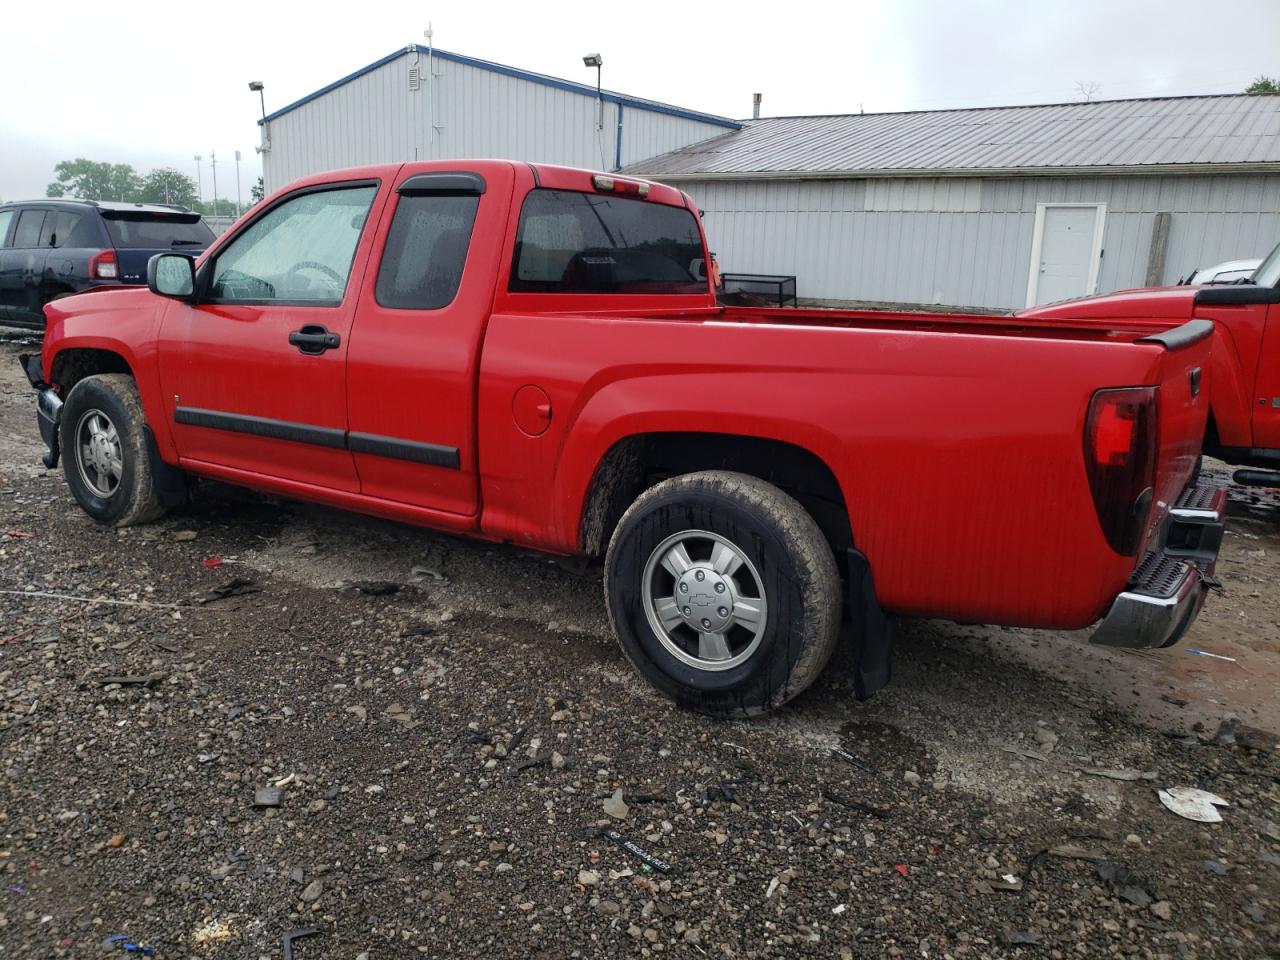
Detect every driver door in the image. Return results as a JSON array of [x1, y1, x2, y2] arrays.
[[156, 179, 385, 491]]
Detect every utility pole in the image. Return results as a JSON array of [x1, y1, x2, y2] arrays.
[[193, 155, 203, 210], [210, 150, 219, 218], [234, 150, 242, 218]]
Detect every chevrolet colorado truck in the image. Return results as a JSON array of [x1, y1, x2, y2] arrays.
[[20, 161, 1225, 717], [1022, 239, 1280, 487]]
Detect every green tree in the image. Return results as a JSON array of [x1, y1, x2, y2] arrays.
[[250, 176, 265, 204], [1246, 76, 1279, 94], [46, 159, 141, 201], [138, 168, 198, 207]]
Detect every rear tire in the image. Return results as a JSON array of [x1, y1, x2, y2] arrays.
[[605, 470, 841, 718], [62, 374, 166, 527]]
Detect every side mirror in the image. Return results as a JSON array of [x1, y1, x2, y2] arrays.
[[147, 253, 195, 299]]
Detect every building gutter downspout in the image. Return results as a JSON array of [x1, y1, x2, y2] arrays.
[[614, 102, 624, 172]]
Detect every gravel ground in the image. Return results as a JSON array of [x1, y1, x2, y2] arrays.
[[0, 334, 1277, 959]]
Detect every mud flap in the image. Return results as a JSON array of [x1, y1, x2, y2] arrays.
[[143, 425, 190, 507], [847, 548, 894, 700]]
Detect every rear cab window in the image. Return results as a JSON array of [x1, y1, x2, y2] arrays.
[[510, 189, 705, 295], [0, 209, 14, 247], [102, 213, 215, 249]]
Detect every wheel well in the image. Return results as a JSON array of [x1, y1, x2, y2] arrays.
[[51, 349, 133, 393], [580, 433, 852, 558]]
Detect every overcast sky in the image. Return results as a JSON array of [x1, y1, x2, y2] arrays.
[[2, 0, 1277, 203]]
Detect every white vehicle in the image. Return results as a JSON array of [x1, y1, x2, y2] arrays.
[[1182, 257, 1263, 285]]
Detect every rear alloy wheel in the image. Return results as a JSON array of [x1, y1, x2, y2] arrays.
[[605, 470, 841, 717], [62, 374, 166, 527]]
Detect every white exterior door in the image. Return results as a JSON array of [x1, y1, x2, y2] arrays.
[[1027, 203, 1105, 306]]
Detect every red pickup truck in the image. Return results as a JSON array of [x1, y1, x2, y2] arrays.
[[1023, 240, 1280, 486], [20, 160, 1224, 716]]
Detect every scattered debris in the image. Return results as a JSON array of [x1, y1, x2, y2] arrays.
[[202, 556, 224, 569], [1150, 901, 1173, 921], [1001, 930, 1042, 945], [0, 589, 181, 609], [577, 869, 600, 887], [282, 927, 321, 960], [253, 786, 283, 808], [988, 873, 1023, 892], [1160, 695, 1189, 707], [903, 770, 922, 786], [1202, 859, 1230, 875], [821, 788, 889, 819], [1082, 767, 1158, 782], [601, 787, 629, 820], [399, 622, 436, 639], [300, 879, 323, 902], [411, 565, 446, 582], [999, 744, 1048, 762], [173, 530, 198, 541], [104, 933, 155, 956], [1186, 648, 1236, 662], [600, 828, 672, 874], [894, 864, 909, 878], [1096, 861, 1154, 907], [1214, 719, 1278, 753], [192, 919, 235, 946], [1047, 844, 1105, 861], [352, 580, 401, 596], [1158, 786, 1230, 823], [197, 578, 259, 604], [829, 747, 874, 772], [1260, 820, 1280, 843], [97, 675, 158, 687], [3, 530, 37, 539]]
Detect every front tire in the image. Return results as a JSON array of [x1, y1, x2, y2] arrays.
[[62, 374, 166, 527], [605, 471, 841, 717]]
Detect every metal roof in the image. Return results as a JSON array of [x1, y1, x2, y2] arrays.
[[261, 46, 740, 131], [625, 95, 1280, 180]]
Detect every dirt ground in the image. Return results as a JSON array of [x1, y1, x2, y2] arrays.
[[0, 332, 1277, 959]]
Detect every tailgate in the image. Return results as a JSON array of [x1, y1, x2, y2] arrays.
[[1142, 318, 1214, 543]]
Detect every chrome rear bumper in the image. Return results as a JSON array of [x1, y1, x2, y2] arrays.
[[1091, 483, 1225, 650]]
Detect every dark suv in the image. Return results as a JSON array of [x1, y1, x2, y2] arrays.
[[0, 199, 215, 329]]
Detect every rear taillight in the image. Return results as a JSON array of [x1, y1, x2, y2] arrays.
[[592, 174, 650, 198], [89, 249, 118, 280], [1084, 387, 1159, 555]]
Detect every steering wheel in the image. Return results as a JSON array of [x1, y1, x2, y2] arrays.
[[283, 260, 344, 289]]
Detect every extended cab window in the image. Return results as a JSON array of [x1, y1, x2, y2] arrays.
[[510, 189, 705, 294], [375, 193, 479, 309], [209, 185, 377, 304]]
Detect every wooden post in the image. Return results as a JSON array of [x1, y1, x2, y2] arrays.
[[1145, 212, 1171, 286]]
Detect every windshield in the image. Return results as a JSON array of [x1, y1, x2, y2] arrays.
[[1254, 241, 1280, 289], [103, 214, 215, 249]]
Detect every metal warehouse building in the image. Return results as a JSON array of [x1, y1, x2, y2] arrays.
[[258, 45, 739, 193], [630, 96, 1280, 309], [261, 48, 1280, 310]]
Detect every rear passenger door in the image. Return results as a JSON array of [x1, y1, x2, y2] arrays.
[[0, 209, 15, 321], [0, 207, 50, 325], [345, 165, 513, 516]]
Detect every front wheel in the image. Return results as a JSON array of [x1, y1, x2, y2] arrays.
[[62, 374, 166, 527], [604, 471, 841, 717]]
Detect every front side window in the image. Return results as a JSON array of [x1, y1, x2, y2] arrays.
[[210, 185, 377, 304], [375, 193, 479, 310], [0, 210, 14, 248], [510, 189, 706, 294]]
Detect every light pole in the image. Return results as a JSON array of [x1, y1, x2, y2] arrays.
[[210, 150, 218, 218], [583, 54, 603, 131], [248, 80, 266, 121], [193, 155, 203, 211], [234, 150, 242, 218]]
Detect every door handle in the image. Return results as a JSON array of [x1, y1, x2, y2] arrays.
[[288, 324, 341, 355]]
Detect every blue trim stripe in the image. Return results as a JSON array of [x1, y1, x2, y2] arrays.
[[260, 45, 740, 131]]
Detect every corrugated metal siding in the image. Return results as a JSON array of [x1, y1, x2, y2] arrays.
[[685, 173, 1280, 310], [263, 51, 729, 191], [629, 95, 1280, 178]]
